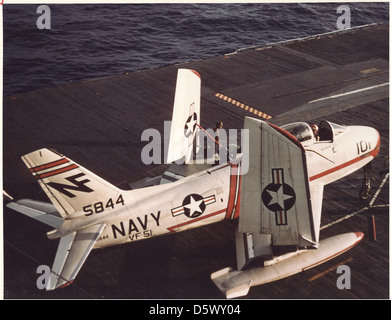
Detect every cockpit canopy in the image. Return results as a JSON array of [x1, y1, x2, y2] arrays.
[[281, 122, 314, 143], [281, 120, 347, 144]]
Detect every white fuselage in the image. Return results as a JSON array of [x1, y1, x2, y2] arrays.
[[306, 125, 380, 185], [85, 123, 379, 250], [92, 162, 241, 249]]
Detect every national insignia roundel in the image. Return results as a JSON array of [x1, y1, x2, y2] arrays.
[[182, 193, 206, 218], [261, 168, 296, 226], [261, 183, 296, 212]]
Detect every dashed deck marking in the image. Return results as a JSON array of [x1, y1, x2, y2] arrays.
[[215, 93, 272, 120]]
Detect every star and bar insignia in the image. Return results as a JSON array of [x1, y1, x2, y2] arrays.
[[171, 193, 216, 219], [261, 168, 296, 225], [184, 112, 198, 138]]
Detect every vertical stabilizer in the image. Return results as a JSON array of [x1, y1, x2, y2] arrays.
[[22, 148, 123, 218]]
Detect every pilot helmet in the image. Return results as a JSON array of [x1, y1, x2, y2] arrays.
[[310, 123, 319, 133]]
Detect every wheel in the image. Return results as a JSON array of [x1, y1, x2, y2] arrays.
[[359, 186, 371, 200]]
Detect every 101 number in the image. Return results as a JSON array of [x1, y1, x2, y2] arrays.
[[356, 140, 371, 155]]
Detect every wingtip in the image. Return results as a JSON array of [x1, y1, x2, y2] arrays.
[[3, 190, 14, 202], [191, 69, 201, 79], [354, 232, 364, 242], [57, 280, 74, 289], [177, 68, 201, 79], [45, 279, 74, 291]]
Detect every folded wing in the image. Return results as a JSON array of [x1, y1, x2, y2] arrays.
[[166, 69, 201, 164], [239, 117, 319, 251]]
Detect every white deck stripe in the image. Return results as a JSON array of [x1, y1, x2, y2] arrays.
[[309, 82, 389, 104]]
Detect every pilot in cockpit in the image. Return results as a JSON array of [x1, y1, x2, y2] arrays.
[[311, 123, 320, 141]]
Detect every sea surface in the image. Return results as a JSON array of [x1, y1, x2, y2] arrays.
[[3, 3, 389, 96]]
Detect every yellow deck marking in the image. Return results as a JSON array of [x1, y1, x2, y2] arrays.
[[360, 67, 381, 74], [215, 93, 272, 120]]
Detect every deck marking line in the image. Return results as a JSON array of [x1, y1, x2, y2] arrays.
[[308, 257, 353, 282], [215, 93, 272, 120], [309, 82, 389, 104], [320, 173, 389, 230]]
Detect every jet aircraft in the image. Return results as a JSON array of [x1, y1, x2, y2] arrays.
[[6, 69, 380, 297]]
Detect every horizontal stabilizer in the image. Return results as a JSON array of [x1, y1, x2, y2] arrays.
[[47, 223, 105, 290], [3, 190, 14, 202], [7, 199, 63, 228]]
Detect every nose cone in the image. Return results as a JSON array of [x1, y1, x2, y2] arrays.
[[356, 126, 380, 159], [370, 128, 381, 158]]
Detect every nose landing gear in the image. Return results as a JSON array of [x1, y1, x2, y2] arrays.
[[359, 163, 372, 201]]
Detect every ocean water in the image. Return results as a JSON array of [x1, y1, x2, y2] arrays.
[[3, 3, 389, 96]]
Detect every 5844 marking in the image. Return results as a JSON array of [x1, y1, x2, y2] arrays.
[[83, 194, 125, 216]]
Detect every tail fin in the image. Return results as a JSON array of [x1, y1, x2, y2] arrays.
[[22, 148, 122, 219], [166, 69, 201, 164]]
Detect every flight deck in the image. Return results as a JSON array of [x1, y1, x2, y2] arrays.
[[3, 23, 389, 299]]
